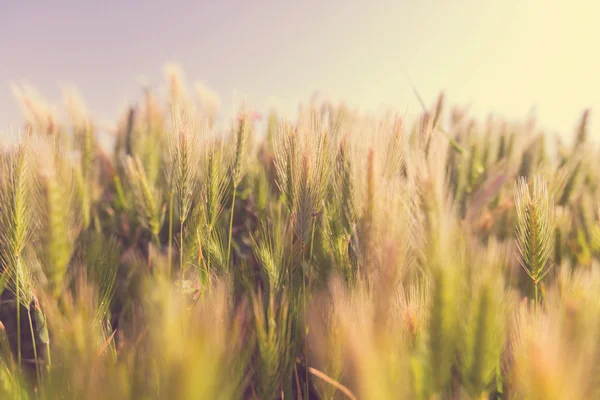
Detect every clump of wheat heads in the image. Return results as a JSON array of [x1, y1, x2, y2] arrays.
[[251, 288, 294, 400], [0, 143, 37, 373], [226, 109, 252, 267], [168, 110, 198, 275], [514, 175, 555, 307], [186, 140, 230, 286], [124, 155, 165, 246], [34, 138, 78, 299]]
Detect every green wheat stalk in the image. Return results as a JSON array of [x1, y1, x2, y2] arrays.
[[169, 111, 197, 276], [226, 111, 251, 267], [514, 175, 554, 308], [0, 144, 35, 370], [124, 155, 165, 246]]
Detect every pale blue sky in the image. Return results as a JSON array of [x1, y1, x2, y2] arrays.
[[1, 0, 598, 143]]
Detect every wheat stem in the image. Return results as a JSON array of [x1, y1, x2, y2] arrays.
[[226, 185, 237, 267], [168, 188, 174, 275], [16, 263, 21, 369], [27, 308, 42, 389], [302, 240, 309, 400], [180, 218, 185, 276], [534, 281, 539, 313], [299, 362, 358, 400], [45, 327, 51, 369], [206, 227, 212, 287], [305, 215, 318, 399]]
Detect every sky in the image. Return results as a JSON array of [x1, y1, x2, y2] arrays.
[[1, 0, 598, 143]]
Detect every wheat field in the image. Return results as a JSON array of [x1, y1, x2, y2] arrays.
[[0, 67, 598, 400]]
